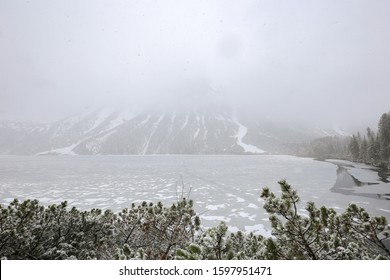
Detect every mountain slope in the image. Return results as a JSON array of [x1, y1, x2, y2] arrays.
[[0, 106, 350, 155]]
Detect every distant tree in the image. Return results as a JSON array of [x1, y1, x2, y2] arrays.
[[367, 128, 377, 164], [348, 111, 390, 167], [360, 136, 368, 163], [378, 112, 390, 163], [348, 135, 360, 161], [374, 134, 382, 163], [301, 136, 349, 159], [367, 127, 373, 139]]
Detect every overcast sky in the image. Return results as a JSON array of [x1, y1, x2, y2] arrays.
[[1, 0, 389, 128]]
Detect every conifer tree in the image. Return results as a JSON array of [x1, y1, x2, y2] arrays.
[[378, 112, 390, 164], [360, 136, 368, 163], [348, 135, 360, 161], [260, 180, 390, 259]]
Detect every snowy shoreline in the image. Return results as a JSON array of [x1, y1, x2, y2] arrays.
[[323, 159, 390, 206]]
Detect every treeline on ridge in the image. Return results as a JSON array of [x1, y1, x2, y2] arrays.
[[301, 111, 390, 169]]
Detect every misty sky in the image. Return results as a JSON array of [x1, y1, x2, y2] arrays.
[[1, 0, 390, 128]]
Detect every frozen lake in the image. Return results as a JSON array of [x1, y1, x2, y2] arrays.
[[0, 155, 389, 236]]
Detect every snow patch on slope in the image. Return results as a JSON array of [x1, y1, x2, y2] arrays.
[[231, 115, 265, 154], [201, 116, 207, 140], [85, 129, 118, 154], [194, 127, 200, 139], [106, 108, 139, 130], [314, 126, 332, 137], [142, 114, 165, 154], [332, 125, 351, 137], [36, 143, 79, 155], [181, 113, 190, 130], [85, 107, 113, 133], [137, 115, 151, 128]]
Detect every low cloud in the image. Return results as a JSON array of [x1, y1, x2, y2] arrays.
[[0, 0, 389, 129]]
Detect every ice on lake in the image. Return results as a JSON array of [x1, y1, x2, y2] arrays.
[[0, 155, 389, 233]]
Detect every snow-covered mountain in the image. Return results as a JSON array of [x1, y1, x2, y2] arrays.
[[0, 105, 351, 155]]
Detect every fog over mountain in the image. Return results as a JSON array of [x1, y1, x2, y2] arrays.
[[0, 99, 352, 155], [1, 0, 390, 131]]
